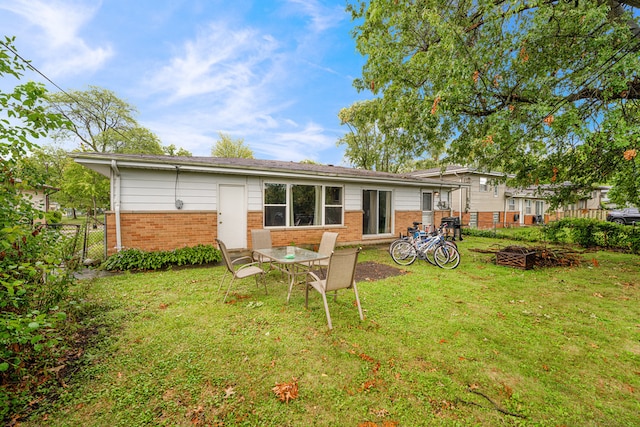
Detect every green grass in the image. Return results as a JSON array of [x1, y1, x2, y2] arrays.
[[22, 237, 640, 426]]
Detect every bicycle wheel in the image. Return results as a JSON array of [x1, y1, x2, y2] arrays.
[[390, 240, 417, 266], [419, 241, 438, 265], [388, 238, 407, 255], [434, 245, 460, 269]]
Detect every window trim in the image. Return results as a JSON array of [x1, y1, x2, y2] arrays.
[[263, 182, 344, 228]]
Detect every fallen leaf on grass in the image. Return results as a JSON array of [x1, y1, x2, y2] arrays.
[[370, 408, 390, 417], [224, 386, 235, 399], [359, 353, 376, 363], [360, 379, 377, 392], [593, 293, 604, 298], [272, 377, 299, 403]]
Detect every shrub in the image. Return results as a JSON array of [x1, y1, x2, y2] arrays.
[[103, 244, 222, 271], [44, 210, 62, 224], [543, 218, 640, 253]]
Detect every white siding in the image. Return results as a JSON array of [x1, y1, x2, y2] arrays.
[[345, 184, 362, 211], [247, 177, 263, 211], [119, 169, 249, 211], [119, 169, 213, 210], [395, 187, 420, 211]]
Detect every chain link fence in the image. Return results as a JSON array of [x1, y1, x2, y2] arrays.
[[43, 218, 106, 269], [81, 217, 106, 264]]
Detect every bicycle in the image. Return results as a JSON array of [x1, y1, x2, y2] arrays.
[[390, 223, 459, 268]]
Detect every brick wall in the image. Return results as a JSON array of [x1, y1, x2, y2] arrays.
[[105, 211, 217, 256], [248, 210, 363, 249], [106, 210, 366, 255], [394, 210, 422, 237]]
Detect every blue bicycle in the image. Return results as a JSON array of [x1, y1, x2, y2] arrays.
[[390, 222, 460, 269]]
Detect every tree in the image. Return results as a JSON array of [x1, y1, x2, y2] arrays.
[[99, 126, 164, 155], [47, 86, 138, 152], [211, 132, 254, 158], [338, 99, 440, 172], [163, 144, 193, 157], [346, 0, 640, 207], [46, 87, 194, 213], [59, 159, 110, 216], [1, 37, 72, 421]]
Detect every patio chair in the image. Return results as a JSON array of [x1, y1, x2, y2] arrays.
[[216, 239, 267, 303], [308, 231, 338, 277], [251, 229, 272, 263], [305, 247, 363, 329]]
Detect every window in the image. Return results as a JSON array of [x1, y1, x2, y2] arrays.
[[493, 185, 499, 197], [422, 192, 433, 211], [535, 201, 544, 216], [436, 191, 449, 209], [292, 184, 320, 226], [479, 177, 488, 192], [525, 199, 532, 215], [324, 186, 343, 225], [470, 212, 478, 228], [264, 183, 286, 226], [363, 190, 392, 235], [508, 198, 516, 211], [263, 183, 343, 227]]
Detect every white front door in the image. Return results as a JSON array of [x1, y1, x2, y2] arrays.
[[218, 184, 247, 249]]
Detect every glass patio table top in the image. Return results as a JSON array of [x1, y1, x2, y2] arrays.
[[253, 246, 329, 302], [254, 246, 329, 264]]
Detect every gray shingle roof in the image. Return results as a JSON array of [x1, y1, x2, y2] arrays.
[[73, 152, 468, 188]]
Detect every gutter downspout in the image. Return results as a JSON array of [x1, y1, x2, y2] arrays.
[[111, 160, 122, 252], [452, 171, 464, 224]]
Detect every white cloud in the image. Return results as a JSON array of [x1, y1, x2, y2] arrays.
[[137, 10, 346, 163], [285, 0, 345, 33], [255, 122, 338, 161], [0, 0, 113, 77], [145, 23, 280, 101]]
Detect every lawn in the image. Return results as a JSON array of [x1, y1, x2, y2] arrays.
[[24, 237, 640, 426]]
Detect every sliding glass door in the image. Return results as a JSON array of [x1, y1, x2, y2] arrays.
[[363, 190, 392, 235]]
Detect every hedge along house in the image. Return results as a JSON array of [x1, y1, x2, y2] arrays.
[[73, 153, 467, 255]]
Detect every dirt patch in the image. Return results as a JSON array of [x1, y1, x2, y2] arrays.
[[355, 261, 406, 282]]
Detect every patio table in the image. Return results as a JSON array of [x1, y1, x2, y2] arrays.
[[254, 246, 330, 302]]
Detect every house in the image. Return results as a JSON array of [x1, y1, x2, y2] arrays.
[[73, 153, 469, 255], [411, 166, 610, 228], [14, 179, 59, 223]]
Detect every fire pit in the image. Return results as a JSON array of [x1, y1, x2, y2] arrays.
[[495, 246, 536, 270]]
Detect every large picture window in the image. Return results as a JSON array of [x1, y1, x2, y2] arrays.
[[363, 190, 392, 235], [263, 183, 343, 227]]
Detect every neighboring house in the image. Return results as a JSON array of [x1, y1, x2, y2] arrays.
[[16, 179, 59, 217], [410, 166, 608, 228], [73, 153, 468, 255]]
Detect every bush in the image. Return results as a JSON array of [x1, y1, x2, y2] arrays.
[[103, 244, 222, 271], [44, 210, 62, 224], [462, 227, 543, 242], [543, 218, 640, 253]]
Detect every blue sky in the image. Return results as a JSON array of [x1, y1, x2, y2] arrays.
[[0, 0, 369, 165]]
